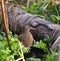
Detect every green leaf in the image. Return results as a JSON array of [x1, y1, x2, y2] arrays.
[[33, 40, 49, 52]]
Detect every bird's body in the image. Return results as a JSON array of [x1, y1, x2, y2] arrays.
[[18, 27, 33, 47]]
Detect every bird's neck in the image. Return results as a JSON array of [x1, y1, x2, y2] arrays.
[[21, 29, 30, 34], [24, 29, 30, 34]]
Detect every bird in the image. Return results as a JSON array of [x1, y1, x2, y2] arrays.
[[18, 25, 34, 47]]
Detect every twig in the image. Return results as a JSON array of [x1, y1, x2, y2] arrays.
[[15, 58, 22, 61], [50, 36, 60, 51], [1, 0, 11, 50], [18, 40, 25, 61], [27, 0, 30, 8]]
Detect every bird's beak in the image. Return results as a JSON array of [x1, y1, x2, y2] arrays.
[[29, 27, 36, 30]]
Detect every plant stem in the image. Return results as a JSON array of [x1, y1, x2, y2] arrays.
[[18, 41, 25, 61], [1, 0, 11, 50]]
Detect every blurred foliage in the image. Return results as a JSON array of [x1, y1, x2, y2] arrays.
[[33, 40, 49, 53], [22, 0, 60, 24], [26, 57, 41, 61], [0, 31, 57, 61], [0, 0, 60, 61], [31, 40, 57, 61], [44, 52, 57, 61], [0, 31, 29, 61]]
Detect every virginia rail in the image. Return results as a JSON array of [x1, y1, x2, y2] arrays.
[[18, 26, 34, 47]]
